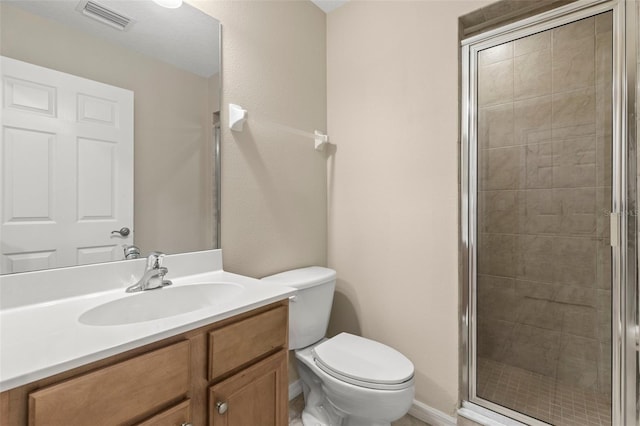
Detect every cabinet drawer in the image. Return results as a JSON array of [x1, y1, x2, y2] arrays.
[[209, 305, 287, 381], [136, 399, 191, 426], [29, 340, 190, 426]]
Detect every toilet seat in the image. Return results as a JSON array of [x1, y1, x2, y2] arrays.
[[311, 333, 414, 391]]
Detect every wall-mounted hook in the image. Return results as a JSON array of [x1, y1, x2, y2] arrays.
[[314, 130, 329, 151], [229, 104, 247, 131]]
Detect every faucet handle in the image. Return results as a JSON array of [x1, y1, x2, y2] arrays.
[[146, 251, 166, 269]]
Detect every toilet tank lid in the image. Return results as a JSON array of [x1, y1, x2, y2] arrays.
[[261, 266, 336, 290]]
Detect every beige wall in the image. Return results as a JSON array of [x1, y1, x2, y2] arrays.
[[0, 4, 217, 256], [190, 0, 327, 278], [327, 0, 490, 415]]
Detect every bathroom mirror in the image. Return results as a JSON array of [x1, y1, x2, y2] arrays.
[[0, 0, 221, 274]]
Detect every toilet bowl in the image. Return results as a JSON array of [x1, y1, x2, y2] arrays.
[[261, 267, 415, 426]]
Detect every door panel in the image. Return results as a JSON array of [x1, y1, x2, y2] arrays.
[[77, 137, 116, 220], [2, 127, 54, 222]]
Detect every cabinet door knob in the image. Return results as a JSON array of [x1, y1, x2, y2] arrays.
[[216, 401, 228, 414], [180, 423, 192, 426]]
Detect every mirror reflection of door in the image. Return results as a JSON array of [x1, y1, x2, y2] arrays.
[[1, 56, 134, 274]]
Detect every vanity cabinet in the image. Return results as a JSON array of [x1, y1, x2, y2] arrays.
[[0, 300, 288, 426]]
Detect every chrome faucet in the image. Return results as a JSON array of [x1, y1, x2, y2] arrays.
[[125, 252, 172, 293]]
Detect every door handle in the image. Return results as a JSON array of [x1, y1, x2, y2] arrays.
[[111, 227, 131, 237]]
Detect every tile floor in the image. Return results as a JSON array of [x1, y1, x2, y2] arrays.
[[477, 357, 611, 426], [288, 394, 430, 426]]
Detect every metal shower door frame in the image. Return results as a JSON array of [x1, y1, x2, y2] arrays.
[[459, 1, 638, 424]]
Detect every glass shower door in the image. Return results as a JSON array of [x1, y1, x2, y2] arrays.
[[474, 12, 613, 426]]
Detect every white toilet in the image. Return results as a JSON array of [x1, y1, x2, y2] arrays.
[[261, 266, 415, 426]]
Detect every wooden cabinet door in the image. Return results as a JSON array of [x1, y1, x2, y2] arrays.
[[209, 350, 287, 426]]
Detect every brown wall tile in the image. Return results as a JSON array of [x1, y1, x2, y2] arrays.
[[551, 87, 596, 132], [515, 235, 555, 282], [479, 190, 520, 233], [478, 41, 513, 66], [552, 237, 597, 287], [595, 12, 612, 34], [554, 188, 597, 236], [552, 16, 594, 46], [514, 31, 550, 56], [479, 104, 515, 148], [478, 275, 519, 322], [552, 36, 595, 92], [524, 143, 554, 188], [518, 298, 564, 330], [477, 317, 515, 361], [552, 136, 596, 188], [562, 306, 598, 339], [503, 324, 561, 376], [514, 96, 552, 145], [479, 146, 522, 190], [479, 59, 514, 106], [515, 49, 552, 99], [521, 189, 559, 235], [596, 134, 613, 188], [478, 233, 516, 277]]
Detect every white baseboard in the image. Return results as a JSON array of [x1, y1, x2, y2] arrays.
[[408, 400, 457, 426], [289, 379, 303, 401]]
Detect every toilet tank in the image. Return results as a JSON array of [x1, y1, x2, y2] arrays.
[[261, 266, 336, 350]]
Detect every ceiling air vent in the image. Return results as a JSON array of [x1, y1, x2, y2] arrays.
[[77, 0, 134, 31]]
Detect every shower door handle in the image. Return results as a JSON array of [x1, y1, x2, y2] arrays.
[[610, 213, 620, 247]]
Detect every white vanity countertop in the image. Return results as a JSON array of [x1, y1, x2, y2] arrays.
[[0, 268, 295, 392]]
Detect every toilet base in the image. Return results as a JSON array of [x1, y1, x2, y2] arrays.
[[342, 419, 391, 426], [299, 363, 343, 426], [295, 344, 414, 426], [299, 407, 393, 426]]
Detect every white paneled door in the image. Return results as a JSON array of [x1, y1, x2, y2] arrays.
[[0, 56, 134, 274]]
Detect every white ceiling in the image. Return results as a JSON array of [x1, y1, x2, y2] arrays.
[[6, 0, 220, 78], [310, 0, 349, 14]]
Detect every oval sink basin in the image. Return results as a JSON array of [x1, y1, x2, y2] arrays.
[[79, 283, 244, 326]]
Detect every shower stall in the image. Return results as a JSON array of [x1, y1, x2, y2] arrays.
[[460, 1, 638, 425]]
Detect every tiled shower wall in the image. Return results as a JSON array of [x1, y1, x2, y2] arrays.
[[476, 14, 612, 396]]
